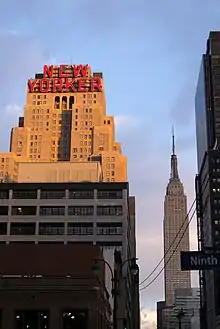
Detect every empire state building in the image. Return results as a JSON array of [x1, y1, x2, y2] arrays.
[[163, 133, 191, 306]]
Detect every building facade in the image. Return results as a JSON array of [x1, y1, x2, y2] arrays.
[[162, 288, 200, 329], [0, 64, 127, 183], [195, 31, 220, 329], [0, 181, 138, 329], [0, 243, 111, 329], [164, 134, 191, 307], [0, 182, 131, 254], [157, 301, 166, 329]]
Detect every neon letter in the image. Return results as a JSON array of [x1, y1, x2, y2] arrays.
[[59, 65, 68, 78], [78, 78, 87, 92], [53, 78, 63, 92], [65, 79, 76, 92], [39, 79, 50, 93], [73, 64, 88, 78], [43, 65, 53, 78], [28, 79, 38, 93], [91, 77, 102, 92]]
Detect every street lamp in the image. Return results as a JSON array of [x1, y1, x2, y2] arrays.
[[130, 263, 139, 276], [92, 254, 139, 329]]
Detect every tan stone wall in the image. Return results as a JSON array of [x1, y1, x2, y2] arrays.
[[17, 161, 102, 183], [1, 64, 127, 182]]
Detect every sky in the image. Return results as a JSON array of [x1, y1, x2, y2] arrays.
[[1, 1, 220, 328]]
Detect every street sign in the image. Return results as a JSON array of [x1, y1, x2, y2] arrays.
[[181, 251, 220, 271]]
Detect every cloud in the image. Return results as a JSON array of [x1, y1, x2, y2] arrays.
[[5, 104, 22, 116], [0, 31, 53, 151], [176, 132, 196, 153], [0, 32, 52, 104], [169, 81, 196, 128], [115, 115, 139, 131], [141, 308, 157, 329]]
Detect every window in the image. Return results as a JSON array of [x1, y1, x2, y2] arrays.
[[15, 310, 49, 329], [97, 223, 122, 235], [97, 242, 122, 251], [67, 223, 93, 235], [0, 223, 7, 234], [12, 190, 37, 199], [68, 206, 94, 216], [97, 206, 123, 216], [11, 206, 36, 216], [0, 190, 9, 199], [69, 190, 94, 199], [97, 190, 122, 199], [40, 190, 66, 199], [10, 223, 36, 235], [39, 207, 65, 216], [62, 310, 87, 329], [39, 223, 64, 235]]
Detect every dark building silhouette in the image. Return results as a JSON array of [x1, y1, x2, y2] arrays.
[[0, 244, 111, 329], [157, 301, 166, 329], [195, 31, 220, 329]]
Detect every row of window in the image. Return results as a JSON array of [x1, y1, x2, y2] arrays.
[[0, 222, 123, 236], [0, 241, 123, 250], [0, 190, 123, 200], [0, 205, 123, 216]]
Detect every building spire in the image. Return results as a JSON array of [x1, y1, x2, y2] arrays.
[[172, 125, 175, 155], [170, 126, 179, 180]]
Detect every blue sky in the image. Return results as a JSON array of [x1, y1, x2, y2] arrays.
[[1, 1, 220, 327]]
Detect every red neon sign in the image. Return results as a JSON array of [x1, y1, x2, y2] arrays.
[[27, 64, 102, 93]]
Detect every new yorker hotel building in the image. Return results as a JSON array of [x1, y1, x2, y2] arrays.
[[0, 64, 127, 183], [0, 182, 134, 259]]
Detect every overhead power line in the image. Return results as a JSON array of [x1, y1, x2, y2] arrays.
[[139, 199, 196, 286], [139, 207, 196, 291], [139, 156, 213, 290]]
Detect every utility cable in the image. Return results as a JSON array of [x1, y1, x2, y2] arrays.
[[139, 158, 212, 289], [139, 198, 196, 286], [139, 207, 196, 291]]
